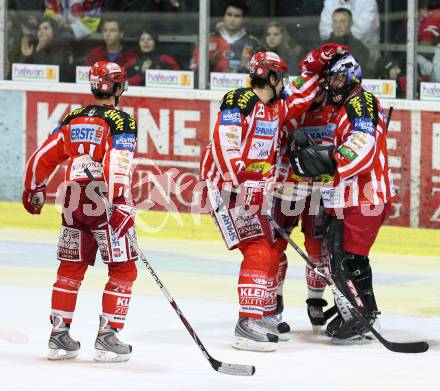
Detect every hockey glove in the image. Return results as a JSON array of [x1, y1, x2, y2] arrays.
[[22, 186, 46, 215], [299, 43, 349, 77], [109, 199, 136, 239], [289, 145, 337, 178]]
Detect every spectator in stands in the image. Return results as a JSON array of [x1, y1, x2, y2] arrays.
[[262, 21, 302, 74], [85, 19, 137, 83], [44, 0, 103, 40], [322, 8, 369, 71], [191, 0, 260, 73], [376, 56, 405, 98], [319, 0, 380, 61], [127, 30, 180, 86], [19, 17, 65, 69], [418, 0, 440, 47]]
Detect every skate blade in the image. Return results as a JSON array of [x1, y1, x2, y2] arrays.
[[312, 325, 322, 334], [232, 337, 277, 352], [94, 349, 131, 362], [331, 335, 374, 346], [48, 348, 79, 360]]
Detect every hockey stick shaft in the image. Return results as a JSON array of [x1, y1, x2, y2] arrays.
[[264, 214, 428, 354], [84, 168, 255, 376]]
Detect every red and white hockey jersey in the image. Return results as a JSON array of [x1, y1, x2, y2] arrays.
[[24, 105, 137, 204], [200, 72, 320, 189], [323, 88, 396, 208]]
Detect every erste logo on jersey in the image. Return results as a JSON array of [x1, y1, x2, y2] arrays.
[[220, 108, 241, 125], [70, 124, 103, 143], [112, 133, 136, 152], [255, 120, 278, 137], [353, 117, 375, 136]]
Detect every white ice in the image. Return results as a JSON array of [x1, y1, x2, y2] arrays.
[[0, 235, 439, 391]]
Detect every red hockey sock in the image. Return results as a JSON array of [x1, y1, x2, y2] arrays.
[[102, 261, 137, 329], [51, 261, 88, 324]]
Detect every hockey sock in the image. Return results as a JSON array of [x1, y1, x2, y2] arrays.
[[51, 261, 88, 324], [102, 262, 137, 329], [304, 236, 326, 298]]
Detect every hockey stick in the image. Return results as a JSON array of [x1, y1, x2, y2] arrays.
[[263, 213, 429, 354], [84, 168, 255, 376]]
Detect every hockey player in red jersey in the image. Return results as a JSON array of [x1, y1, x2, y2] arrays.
[[273, 87, 336, 332], [289, 52, 395, 344], [200, 47, 347, 351], [22, 61, 138, 361]]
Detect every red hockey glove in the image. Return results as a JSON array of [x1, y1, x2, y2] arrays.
[[236, 171, 265, 210], [22, 186, 46, 215], [299, 43, 349, 77], [109, 200, 136, 239]]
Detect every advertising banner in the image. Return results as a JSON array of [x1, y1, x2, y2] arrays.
[[419, 111, 440, 228], [22, 90, 439, 228], [145, 70, 194, 89], [420, 82, 440, 101], [12, 63, 59, 82], [76, 66, 91, 84], [362, 79, 396, 99]]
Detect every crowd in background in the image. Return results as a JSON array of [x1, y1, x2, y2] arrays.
[[6, 0, 440, 97]]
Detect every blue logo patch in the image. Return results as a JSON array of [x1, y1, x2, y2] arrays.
[[301, 125, 326, 141], [353, 117, 375, 136], [255, 120, 278, 137], [112, 133, 136, 151], [220, 109, 241, 125], [71, 124, 103, 143], [325, 123, 336, 138]]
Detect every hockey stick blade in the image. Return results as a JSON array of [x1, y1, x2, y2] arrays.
[[84, 168, 256, 375], [212, 359, 256, 376], [264, 213, 429, 354]]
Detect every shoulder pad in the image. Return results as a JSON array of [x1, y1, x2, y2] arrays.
[[60, 107, 87, 126], [220, 88, 259, 117], [102, 108, 137, 136], [344, 90, 378, 127]]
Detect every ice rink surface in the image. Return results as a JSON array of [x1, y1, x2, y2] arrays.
[[0, 230, 439, 391]]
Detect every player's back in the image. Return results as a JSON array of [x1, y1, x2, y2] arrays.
[[59, 105, 136, 182]]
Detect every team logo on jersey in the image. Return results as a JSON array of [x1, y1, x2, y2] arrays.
[[255, 120, 278, 137], [325, 123, 336, 138], [112, 133, 136, 152], [70, 124, 103, 143], [353, 117, 375, 136], [337, 145, 358, 162], [220, 109, 241, 125]]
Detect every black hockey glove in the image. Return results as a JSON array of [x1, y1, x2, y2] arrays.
[[289, 144, 337, 177]]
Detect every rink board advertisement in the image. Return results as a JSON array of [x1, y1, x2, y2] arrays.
[[18, 89, 440, 229]]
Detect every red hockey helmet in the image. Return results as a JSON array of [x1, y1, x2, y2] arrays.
[[249, 51, 288, 81], [89, 61, 128, 97]]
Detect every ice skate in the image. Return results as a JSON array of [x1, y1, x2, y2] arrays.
[[306, 298, 328, 333], [232, 317, 278, 352], [326, 315, 373, 345], [260, 314, 291, 341], [94, 315, 132, 362], [48, 314, 80, 360]]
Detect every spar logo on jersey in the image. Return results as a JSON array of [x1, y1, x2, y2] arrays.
[[254, 120, 278, 137], [220, 108, 241, 125], [70, 124, 103, 143], [112, 133, 136, 151], [353, 117, 375, 136]]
